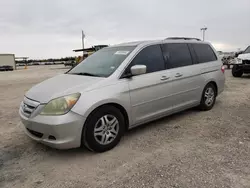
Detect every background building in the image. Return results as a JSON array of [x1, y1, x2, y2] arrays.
[[0, 54, 16, 70]]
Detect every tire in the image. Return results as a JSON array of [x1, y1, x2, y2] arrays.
[[232, 65, 243, 77], [199, 83, 216, 111], [82, 106, 125, 152]]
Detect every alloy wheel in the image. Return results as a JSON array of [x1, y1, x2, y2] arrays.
[[204, 87, 215, 106], [94, 114, 119, 145]]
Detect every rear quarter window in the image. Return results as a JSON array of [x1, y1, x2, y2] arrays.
[[192, 43, 217, 63]]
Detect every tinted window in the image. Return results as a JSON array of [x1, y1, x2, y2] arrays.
[[162, 43, 193, 68], [128, 45, 165, 74], [244, 46, 250, 54], [68, 46, 135, 77], [192, 44, 217, 63]]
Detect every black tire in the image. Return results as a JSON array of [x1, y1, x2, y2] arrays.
[[82, 105, 125, 152], [232, 65, 243, 77], [199, 83, 216, 111]]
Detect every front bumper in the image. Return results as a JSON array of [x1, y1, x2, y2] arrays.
[[235, 63, 250, 73], [242, 64, 250, 73], [19, 106, 86, 149]]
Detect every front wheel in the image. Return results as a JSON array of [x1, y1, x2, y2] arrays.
[[232, 65, 243, 77], [82, 106, 125, 152], [199, 83, 216, 111]]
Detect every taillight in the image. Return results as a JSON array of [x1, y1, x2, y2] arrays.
[[221, 65, 225, 73]]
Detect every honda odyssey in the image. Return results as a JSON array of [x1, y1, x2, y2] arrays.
[[19, 37, 225, 152]]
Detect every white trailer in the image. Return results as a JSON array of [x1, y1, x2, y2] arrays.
[[0, 54, 16, 70]]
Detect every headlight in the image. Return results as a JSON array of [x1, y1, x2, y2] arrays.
[[40, 93, 81, 115], [236, 58, 242, 64]]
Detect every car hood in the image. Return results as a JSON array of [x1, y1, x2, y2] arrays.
[[238, 53, 250, 60], [25, 74, 105, 103]]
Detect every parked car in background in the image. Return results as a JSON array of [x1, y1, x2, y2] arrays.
[[54, 61, 64, 65], [16, 63, 25, 66], [64, 60, 75, 67], [19, 38, 225, 152], [232, 46, 250, 77], [218, 51, 237, 69], [45, 62, 54, 65]]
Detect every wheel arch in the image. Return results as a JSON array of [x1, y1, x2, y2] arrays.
[[204, 80, 218, 96], [81, 102, 130, 152], [84, 102, 130, 131], [207, 81, 218, 96]]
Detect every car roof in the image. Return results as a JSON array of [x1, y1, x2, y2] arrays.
[[113, 38, 209, 48]]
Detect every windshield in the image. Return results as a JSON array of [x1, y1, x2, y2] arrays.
[[68, 46, 136, 77], [243, 46, 250, 54]]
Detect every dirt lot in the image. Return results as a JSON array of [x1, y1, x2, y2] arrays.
[[0, 65, 250, 188]]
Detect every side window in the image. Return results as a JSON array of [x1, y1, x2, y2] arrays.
[[162, 43, 193, 69], [192, 43, 217, 63], [128, 45, 165, 74]]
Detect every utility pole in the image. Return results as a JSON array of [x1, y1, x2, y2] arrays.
[[200, 27, 207, 41], [82, 30, 85, 55]]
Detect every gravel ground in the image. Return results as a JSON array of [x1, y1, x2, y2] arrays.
[[0, 65, 250, 188]]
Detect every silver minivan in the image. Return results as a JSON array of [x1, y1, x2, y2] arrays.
[[19, 37, 225, 152]]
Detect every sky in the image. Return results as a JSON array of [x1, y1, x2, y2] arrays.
[[0, 0, 250, 59]]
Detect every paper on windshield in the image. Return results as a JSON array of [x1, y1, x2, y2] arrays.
[[114, 51, 130, 55]]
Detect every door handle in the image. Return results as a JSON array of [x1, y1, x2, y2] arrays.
[[175, 73, 183, 78], [161, 76, 170, 81]]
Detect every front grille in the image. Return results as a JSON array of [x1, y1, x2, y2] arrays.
[[243, 60, 250, 65], [21, 97, 40, 117], [27, 128, 43, 138]]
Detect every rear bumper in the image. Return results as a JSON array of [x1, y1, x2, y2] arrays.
[[19, 108, 86, 149]]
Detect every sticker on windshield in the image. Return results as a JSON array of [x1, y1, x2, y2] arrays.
[[115, 51, 130, 55]]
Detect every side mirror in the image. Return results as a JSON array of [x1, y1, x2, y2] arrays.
[[130, 65, 147, 76]]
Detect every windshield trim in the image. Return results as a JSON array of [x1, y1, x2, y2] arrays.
[[68, 72, 102, 77]]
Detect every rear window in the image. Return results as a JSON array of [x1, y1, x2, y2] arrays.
[[192, 44, 217, 63]]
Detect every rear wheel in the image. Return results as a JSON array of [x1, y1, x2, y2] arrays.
[[82, 106, 125, 152], [232, 65, 243, 77], [199, 83, 216, 111]]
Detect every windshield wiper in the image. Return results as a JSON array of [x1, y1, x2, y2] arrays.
[[69, 72, 101, 77]]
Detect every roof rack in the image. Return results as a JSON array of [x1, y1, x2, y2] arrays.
[[165, 37, 201, 41]]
